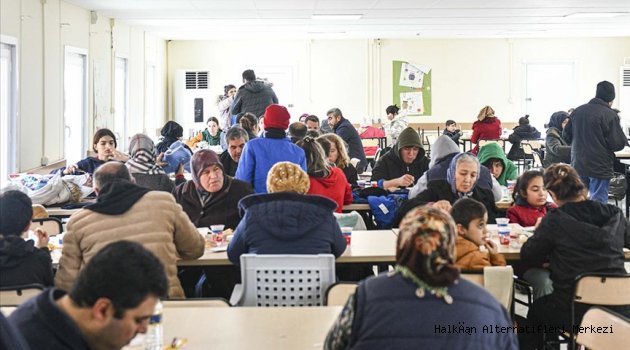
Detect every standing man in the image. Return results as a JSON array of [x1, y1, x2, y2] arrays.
[[229, 69, 278, 118], [565, 81, 627, 203], [327, 108, 367, 173], [220, 127, 249, 177]]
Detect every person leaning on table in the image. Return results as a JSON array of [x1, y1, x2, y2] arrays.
[[324, 206, 517, 350], [55, 162, 204, 299]]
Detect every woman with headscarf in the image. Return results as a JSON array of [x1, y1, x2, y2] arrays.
[[543, 111, 571, 167], [470, 105, 502, 155], [393, 153, 498, 227], [173, 149, 253, 229], [156, 121, 187, 155], [125, 133, 184, 192], [324, 206, 518, 350]]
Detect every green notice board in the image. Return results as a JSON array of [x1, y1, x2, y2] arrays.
[[392, 60, 431, 116]]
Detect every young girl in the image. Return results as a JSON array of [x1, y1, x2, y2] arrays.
[[61, 128, 128, 175], [506, 170, 556, 227]]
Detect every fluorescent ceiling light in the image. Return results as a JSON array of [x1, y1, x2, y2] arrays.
[[307, 31, 347, 34], [564, 12, 629, 18], [311, 14, 362, 20]]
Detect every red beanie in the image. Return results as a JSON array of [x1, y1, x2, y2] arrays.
[[263, 104, 290, 130]]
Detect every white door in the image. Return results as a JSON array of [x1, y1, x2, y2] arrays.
[[524, 62, 577, 131], [64, 48, 88, 163], [0, 42, 16, 187], [114, 57, 129, 150]]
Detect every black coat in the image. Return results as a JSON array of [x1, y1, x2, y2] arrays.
[[229, 80, 278, 118], [507, 124, 541, 160], [521, 200, 630, 312], [564, 98, 627, 179], [334, 117, 367, 173], [0, 236, 53, 288], [220, 150, 239, 177], [371, 144, 429, 185], [543, 127, 571, 167], [393, 180, 498, 227]]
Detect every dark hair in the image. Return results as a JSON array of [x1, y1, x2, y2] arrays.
[[93, 162, 132, 189], [242, 69, 256, 82], [512, 169, 544, 202], [0, 190, 33, 236], [519, 115, 530, 126], [305, 129, 321, 138], [315, 136, 332, 156], [543, 164, 587, 202], [445, 120, 456, 127], [206, 116, 220, 126], [225, 126, 249, 142], [92, 128, 117, 152], [483, 158, 503, 169], [69, 241, 167, 318], [296, 136, 330, 178], [326, 108, 343, 118], [223, 84, 236, 96], [304, 115, 320, 124], [288, 122, 307, 140], [450, 198, 487, 228], [385, 105, 400, 115], [239, 113, 259, 135]]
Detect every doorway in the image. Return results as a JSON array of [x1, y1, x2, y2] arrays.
[[64, 47, 88, 164]]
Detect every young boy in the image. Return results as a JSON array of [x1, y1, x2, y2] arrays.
[[442, 120, 462, 144], [451, 198, 506, 269]]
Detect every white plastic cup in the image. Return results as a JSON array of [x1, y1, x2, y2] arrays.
[[341, 226, 353, 245]]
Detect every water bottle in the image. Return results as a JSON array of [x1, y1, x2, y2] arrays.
[[144, 300, 163, 350]]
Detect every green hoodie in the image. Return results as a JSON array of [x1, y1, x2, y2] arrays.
[[476, 143, 517, 186]]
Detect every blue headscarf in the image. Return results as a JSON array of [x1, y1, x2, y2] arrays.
[[547, 111, 569, 131], [446, 153, 481, 197]]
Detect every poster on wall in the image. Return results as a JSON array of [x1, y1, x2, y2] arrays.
[[393, 60, 432, 116]]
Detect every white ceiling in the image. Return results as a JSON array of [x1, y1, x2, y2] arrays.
[[65, 0, 630, 40]]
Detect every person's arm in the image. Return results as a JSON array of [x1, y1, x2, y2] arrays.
[[323, 293, 356, 350], [408, 174, 427, 199], [235, 143, 255, 186], [343, 182, 353, 205], [520, 219, 554, 265], [370, 158, 388, 182], [562, 119, 573, 144], [470, 124, 481, 144], [54, 230, 82, 291], [330, 220, 347, 258], [229, 91, 243, 116], [171, 199, 205, 260], [604, 117, 628, 152], [217, 95, 233, 113], [227, 222, 248, 265], [270, 89, 279, 104], [546, 134, 571, 159]]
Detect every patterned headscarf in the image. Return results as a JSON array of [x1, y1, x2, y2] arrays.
[[190, 149, 224, 190], [396, 206, 460, 291], [446, 153, 480, 197], [125, 134, 165, 175]]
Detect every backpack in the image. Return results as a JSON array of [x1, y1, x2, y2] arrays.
[[608, 172, 627, 201]]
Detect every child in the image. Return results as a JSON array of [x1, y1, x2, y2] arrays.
[[451, 198, 506, 269], [443, 120, 462, 144], [507, 170, 556, 227], [477, 142, 517, 186]]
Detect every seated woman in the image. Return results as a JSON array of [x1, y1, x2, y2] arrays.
[[237, 112, 259, 141], [59, 128, 128, 175], [227, 162, 346, 265], [507, 115, 541, 161], [543, 111, 571, 167], [297, 137, 353, 213], [394, 153, 498, 227], [125, 133, 184, 192], [371, 127, 429, 189], [477, 142, 517, 186], [156, 121, 186, 154], [319, 133, 358, 188], [173, 149, 253, 229], [471, 105, 502, 155], [187, 117, 222, 149], [519, 164, 630, 349], [324, 206, 517, 350]]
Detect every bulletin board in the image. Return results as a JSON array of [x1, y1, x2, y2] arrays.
[[392, 60, 432, 116]]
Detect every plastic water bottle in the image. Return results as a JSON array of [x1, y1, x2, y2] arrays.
[[144, 300, 163, 350]]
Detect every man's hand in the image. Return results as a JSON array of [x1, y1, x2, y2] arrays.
[[34, 227, 49, 249]]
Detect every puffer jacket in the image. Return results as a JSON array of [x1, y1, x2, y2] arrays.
[[55, 191, 205, 298], [455, 237, 506, 270], [371, 143, 429, 186], [507, 124, 541, 160], [477, 142, 518, 186], [470, 116, 502, 155], [543, 127, 571, 167], [227, 192, 346, 265], [229, 80, 278, 118], [0, 236, 53, 288], [308, 167, 353, 213]]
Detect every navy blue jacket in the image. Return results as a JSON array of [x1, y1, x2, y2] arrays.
[[349, 273, 518, 350], [227, 192, 346, 265], [334, 117, 367, 173], [425, 152, 494, 192]]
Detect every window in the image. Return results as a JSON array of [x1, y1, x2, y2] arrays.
[[114, 57, 129, 150], [0, 37, 17, 188], [64, 47, 88, 163], [145, 63, 156, 138]]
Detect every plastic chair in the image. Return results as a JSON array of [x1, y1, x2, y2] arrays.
[[229, 254, 336, 307], [576, 307, 630, 350], [460, 266, 514, 314], [31, 217, 63, 236], [163, 298, 230, 308], [324, 282, 358, 306], [0, 284, 45, 306]]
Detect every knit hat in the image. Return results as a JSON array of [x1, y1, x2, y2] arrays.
[[190, 149, 224, 189], [266, 161, 310, 194], [0, 190, 33, 235], [397, 127, 422, 149], [263, 104, 291, 130], [477, 106, 495, 121], [595, 81, 615, 103]]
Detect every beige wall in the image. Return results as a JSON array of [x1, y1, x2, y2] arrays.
[[168, 37, 630, 126], [0, 0, 167, 171]]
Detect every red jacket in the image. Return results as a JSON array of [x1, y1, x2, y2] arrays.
[[307, 167, 353, 213], [471, 117, 502, 155], [506, 202, 556, 227]]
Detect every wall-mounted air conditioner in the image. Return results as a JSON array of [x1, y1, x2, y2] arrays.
[[620, 65, 630, 135], [174, 69, 212, 138]]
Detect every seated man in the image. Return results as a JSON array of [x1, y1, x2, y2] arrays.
[[55, 162, 204, 299], [477, 142, 517, 186], [288, 122, 307, 143], [371, 127, 429, 189], [219, 127, 249, 177], [10, 241, 168, 350], [0, 190, 53, 288], [304, 115, 320, 132]]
